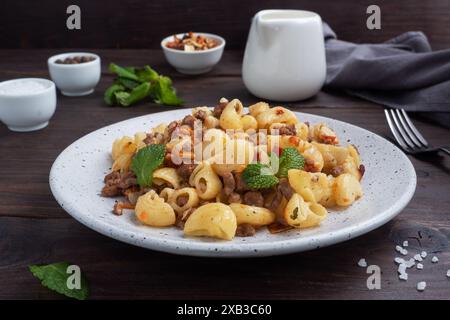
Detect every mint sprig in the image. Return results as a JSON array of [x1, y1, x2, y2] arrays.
[[105, 63, 183, 107], [29, 262, 88, 300], [131, 144, 166, 188], [277, 147, 305, 178], [242, 163, 279, 189], [242, 148, 304, 189]]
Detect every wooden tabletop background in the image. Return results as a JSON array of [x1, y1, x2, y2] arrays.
[[0, 49, 449, 299]]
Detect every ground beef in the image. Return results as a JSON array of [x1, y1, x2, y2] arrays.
[[182, 115, 197, 128], [175, 208, 195, 229], [176, 194, 189, 207], [236, 224, 256, 237], [265, 188, 283, 212], [243, 191, 264, 207], [213, 102, 227, 118], [101, 171, 138, 197], [113, 200, 135, 216], [222, 172, 236, 196], [278, 124, 297, 136], [278, 178, 294, 200], [176, 164, 197, 181], [143, 132, 165, 145], [167, 120, 180, 136], [234, 172, 249, 192], [228, 192, 242, 204], [359, 164, 365, 178], [304, 158, 319, 172], [330, 165, 344, 177], [193, 110, 207, 121]]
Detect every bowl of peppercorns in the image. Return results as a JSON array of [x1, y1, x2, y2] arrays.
[[48, 52, 101, 96]]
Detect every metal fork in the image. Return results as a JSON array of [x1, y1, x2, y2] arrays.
[[384, 108, 450, 156]]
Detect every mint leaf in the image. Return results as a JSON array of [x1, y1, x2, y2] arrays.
[[115, 82, 151, 107], [151, 76, 184, 106], [104, 83, 125, 106], [109, 63, 139, 81], [29, 262, 88, 300], [131, 144, 165, 188], [136, 66, 159, 83], [277, 147, 305, 178], [242, 163, 279, 189]]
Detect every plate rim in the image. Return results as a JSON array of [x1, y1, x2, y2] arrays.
[[49, 109, 417, 257]]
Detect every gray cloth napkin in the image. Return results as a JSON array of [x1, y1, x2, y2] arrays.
[[323, 23, 450, 128]]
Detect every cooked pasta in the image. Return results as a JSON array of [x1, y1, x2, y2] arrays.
[[101, 98, 366, 241]]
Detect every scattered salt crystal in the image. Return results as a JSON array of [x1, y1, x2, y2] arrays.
[[447, 270, 450, 278], [405, 258, 415, 268], [417, 263, 423, 270], [417, 281, 426, 291], [420, 251, 427, 258], [403, 241, 409, 247], [414, 254, 423, 262], [399, 273, 408, 281], [357, 258, 367, 268], [400, 248, 408, 256], [395, 245, 403, 253], [398, 264, 407, 274], [394, 257, 405, 264], [431, 256, 439, 263]]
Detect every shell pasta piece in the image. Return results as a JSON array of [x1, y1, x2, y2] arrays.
[[135, 190, 176, 227], [189, 162, 222, 200], [168, 187, 200, 214], [283, 193, 327, 228], [229, 203, 276, 226], [184, 203, 237, 240]]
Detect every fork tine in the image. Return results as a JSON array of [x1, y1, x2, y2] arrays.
[[384, 109, 410, 151], [400, 109, 429, 147], [389, 109, 416, 150], [395, 109, 423, 149]]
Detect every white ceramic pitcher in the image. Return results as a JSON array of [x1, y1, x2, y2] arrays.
[[242, 10, 326, 101]]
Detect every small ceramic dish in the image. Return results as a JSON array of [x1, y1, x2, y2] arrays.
[[161, 33, 225, 75], [0, 78, 56, 132], [48, 52, 101, 96]]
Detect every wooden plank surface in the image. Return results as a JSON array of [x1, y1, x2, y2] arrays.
[[0, 49, 449, 299], [1, 0, 450, 50]]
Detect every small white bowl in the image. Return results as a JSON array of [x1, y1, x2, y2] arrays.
[[161, 33, 225, 75], [0, 78, 56, 132], [48, 52, 101, 96]]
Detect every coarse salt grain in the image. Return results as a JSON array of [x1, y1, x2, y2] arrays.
[[431, 256, 439, 263], [395, 245, 403, 253], [417, 263, 423, 270], [394, 257, 405, 264], [398, 264, 407, 274], [447, 270, 450, 278], [0, 79, 47, 95], [403, 241, 408, 247], [400, 248, 408, 256], [405, 258, 415, 268], [420, 251, 427, 258], [399, 273, 408, 281], [414, 254, 423, 262], [357, 258, 367, 268], [417, 281, 426, 291]]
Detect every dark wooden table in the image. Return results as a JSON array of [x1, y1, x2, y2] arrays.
[[0, 49, 449, 300]]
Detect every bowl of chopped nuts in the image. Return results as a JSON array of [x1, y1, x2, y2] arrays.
[[161, 32, 225, 75], [48, 52, 101, 96]]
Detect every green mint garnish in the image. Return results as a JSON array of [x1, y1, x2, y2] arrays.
[[131, 144, 166, 188], [29, 262, 88, 300]]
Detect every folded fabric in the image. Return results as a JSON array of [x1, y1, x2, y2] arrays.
[[323, 23, 450, 127]]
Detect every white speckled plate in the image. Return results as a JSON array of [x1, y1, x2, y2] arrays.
[[49, 110, 416, 257]]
